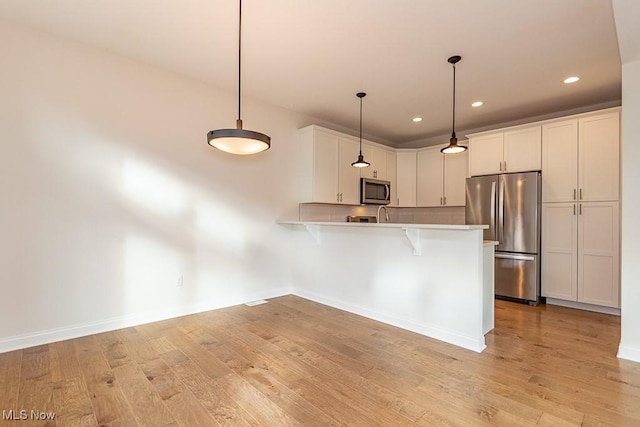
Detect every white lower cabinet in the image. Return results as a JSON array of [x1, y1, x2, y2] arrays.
[[542, 201, 620, 308]]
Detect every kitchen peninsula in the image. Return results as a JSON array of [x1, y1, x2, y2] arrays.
[[279, 220, 495, 352]]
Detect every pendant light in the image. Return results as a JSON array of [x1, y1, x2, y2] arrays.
[[441, 55, 467, 154], [207, 0, 270, 155], [351, 92, 371, 168]]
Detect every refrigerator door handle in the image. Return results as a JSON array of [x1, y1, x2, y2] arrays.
[[495, 253, 535, 261], [490, 181, 497, 241], [498, 178, 504, 244]]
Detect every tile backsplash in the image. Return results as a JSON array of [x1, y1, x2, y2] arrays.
[[298, 203, 465, 224]]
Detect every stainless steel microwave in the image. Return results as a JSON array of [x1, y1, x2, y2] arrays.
[[360, 178, 391, 205]]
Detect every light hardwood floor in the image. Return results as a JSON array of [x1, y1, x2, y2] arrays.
[[0, 296, 638, 426]]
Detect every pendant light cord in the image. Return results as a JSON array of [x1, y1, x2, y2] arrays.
[[451, 61, 456, 139], [237, 0, 243, 127], [359, 96, 363, 154]]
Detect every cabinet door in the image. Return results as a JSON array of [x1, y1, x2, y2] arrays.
[[469, 132, 503, 176], [416, 147, 444, 207], [396, 151, 416, 207], [386, 150, 397, 206], [443, 148, 468, 206], [541, 203, 578, 301], [578, 202, 620, 308], [503, 126, 541, 173], [338, 137, 361, 204], [312, 130, 339, 203], [542, 120, 578, 203], [361, 143, 386, 179], [579, 112, 620, 202]]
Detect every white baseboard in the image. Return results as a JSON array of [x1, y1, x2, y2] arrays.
[[0, 287, 291, 354], [292, 288, 486, 353], [545, 298, 621, 316], [618, 343, 640, 363]]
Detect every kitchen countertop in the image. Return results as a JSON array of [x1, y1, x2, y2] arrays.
[[278, 220, 488, 231]]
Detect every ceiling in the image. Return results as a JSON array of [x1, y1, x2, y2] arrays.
[[0, 0, 622, 148]]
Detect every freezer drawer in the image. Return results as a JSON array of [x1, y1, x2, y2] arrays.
[[495, 252, 540, 302]]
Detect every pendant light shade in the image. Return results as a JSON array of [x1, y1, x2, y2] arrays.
[[441, 55, 467, 154], [207, 0, 270, 155], [352, 92, 371, 168]]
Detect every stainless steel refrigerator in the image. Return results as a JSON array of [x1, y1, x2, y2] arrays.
[[465, 171, 541, 304]]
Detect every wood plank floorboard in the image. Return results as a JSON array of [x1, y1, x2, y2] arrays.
[[1, 296, 638, 426]]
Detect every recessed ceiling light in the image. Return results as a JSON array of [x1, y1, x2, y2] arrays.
[[471, 101, 483, 107], [412, 117, 423, 122], [564, 76, 580, 84]]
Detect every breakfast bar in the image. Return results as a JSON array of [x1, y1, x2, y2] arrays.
[[279, 221, 495, 352]]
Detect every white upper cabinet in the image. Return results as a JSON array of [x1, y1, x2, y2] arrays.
[[541, 120, 578, 203], [469, 132, 504, 176], [579, 112, 620, 202], [386, 150, 397, 206], [416, 148, 444, 207], [298, 125, 360, 205], [416, 146, 468, 207], [542, 110, 620, 203], [361, 143, 388, 180], [468, 126, 541, 176], [396, 151, 417, 207], [504, 127, 542, 173], [338, 136, 362, 204], [444, 148, 469, 206]]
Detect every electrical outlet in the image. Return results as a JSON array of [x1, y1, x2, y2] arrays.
[[176, 275, 184, 287]]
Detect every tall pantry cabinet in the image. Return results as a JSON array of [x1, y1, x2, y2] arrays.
[[541, 109, 620, 309]]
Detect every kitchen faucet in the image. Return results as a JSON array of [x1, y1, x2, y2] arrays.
[[377, 205, 390, 223]]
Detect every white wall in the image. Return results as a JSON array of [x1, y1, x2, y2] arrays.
[[613, 0, 640, 363], [617, 59, 640, 362], [0, 20, 305, 352]]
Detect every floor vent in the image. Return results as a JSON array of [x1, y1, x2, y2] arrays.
[[245, 299, 268, 307]]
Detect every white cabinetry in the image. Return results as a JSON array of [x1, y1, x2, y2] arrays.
[[468, 126, 541, 176], [542, 112, 620, 203], [416, 146, 468, 207], [395, 151, 416, 207], [444, 148, 469, 206], [541, 109, 621, 310], [361, 143, 389, 180], [298, 125, 361, 204], [542, 202, 620, 308], [416, 148, 443, 207], [386, 150, 397, 206]]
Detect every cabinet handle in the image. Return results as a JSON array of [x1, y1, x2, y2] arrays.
[[444, 196, 447, 205], [499, 161, 503, 171], [440, 197, 443, 205], [573, 189, 576, 200], [340, 193, 343, 202], [397, 197, 400, 205], [579, 188, 583, 200], [336, 193, 340, 202], [573, 204, 576, 215], [579, 204, 582, 215], [503, 161, 507, 172]]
